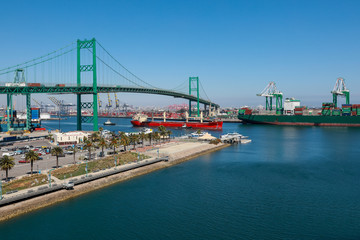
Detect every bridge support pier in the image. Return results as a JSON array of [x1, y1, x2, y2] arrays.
[[77, 94, 82, 131]]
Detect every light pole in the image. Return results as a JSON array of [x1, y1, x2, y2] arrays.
[[48, 169, 54, 188]]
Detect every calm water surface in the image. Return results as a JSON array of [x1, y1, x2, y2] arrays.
[[1, 117, 360, 239]]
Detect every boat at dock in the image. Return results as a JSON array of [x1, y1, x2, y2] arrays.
[[131, 114, 223, 130], [220, 132, 251, 144]]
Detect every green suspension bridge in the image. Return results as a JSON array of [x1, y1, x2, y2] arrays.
[[0, 38, 219, 132]]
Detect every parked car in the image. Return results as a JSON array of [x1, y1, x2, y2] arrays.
[[98, 152, 105, 157], [84, 153, 96, 160], [2, 152, 14, 157], [19, 160, 29, 163]]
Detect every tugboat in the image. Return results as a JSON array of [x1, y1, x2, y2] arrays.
[[104, 119, 115, 126]]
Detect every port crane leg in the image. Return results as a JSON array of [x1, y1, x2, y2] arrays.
[[265, 97, 269, 110], [333, 93, 337, 108], [6, 94, 12, 131], [26, 94, 32, 131]]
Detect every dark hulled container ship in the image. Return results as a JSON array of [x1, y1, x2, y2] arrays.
[[238, 103, 360, 127]]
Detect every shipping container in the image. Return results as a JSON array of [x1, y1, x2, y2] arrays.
[[56, 84, 65, 87], [27, 83, 42, 87]]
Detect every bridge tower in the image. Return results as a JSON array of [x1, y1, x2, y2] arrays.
[[76, 38, 98, 131], [189, 77, 200, 117]]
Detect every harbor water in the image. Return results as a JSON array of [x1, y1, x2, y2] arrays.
[[1, 117, 360, 239]]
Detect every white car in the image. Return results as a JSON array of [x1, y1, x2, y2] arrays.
[[2, 152, 14, 157]]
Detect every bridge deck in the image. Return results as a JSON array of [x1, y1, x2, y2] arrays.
[[0, 85, 219, 108]]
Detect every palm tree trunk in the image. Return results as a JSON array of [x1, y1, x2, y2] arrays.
[[31, 160, 33, 175], [73, 152, 76, 164], [102, 146, 104, 155], [56, 156, 59, 168], [6, 169, 8, 181]]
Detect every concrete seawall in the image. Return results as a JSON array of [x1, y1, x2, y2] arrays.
[[0, 142, 229, 222]]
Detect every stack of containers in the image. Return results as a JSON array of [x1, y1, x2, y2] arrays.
[[31, 108, 40, 120], [332, 108, 341, 116], [352, 104, 360, 116], [342, 104, 352, 116], [294, 106, 306, 115], [238, 108, 246, 115], [239, 107, 252, 115], [322, 103, 334, 116], [244, 108, 253, 115]]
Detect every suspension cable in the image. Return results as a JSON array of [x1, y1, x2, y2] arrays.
[[96, 41, 158, 89], [0, 42, 76, 73], [0, 47, 76, 76]]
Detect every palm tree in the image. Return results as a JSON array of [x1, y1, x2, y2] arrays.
[[154, 132, 160, 145], [48, 133, 54, 142], [69, 145, 77, 164], [167, 130, 172, 142], [109, 136, 118, 154], [158, 125, 167, 142], [90, 132, 100, 143], [139, 132, 146, 147], [25, 150, 39, 175], [147, 132, 154, 146], [120, 132, 130, 151], [129, 134, 138, 150], [98, 137, 107, 156], [51, 146, 64, 168], [83, 137, 94, 161], [0, 155, 15, 181]]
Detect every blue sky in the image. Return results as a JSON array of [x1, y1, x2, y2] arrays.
[[1, 0, 360, 108]]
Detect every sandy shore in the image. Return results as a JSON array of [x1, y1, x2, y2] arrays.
[[0, 141, 229, 222]]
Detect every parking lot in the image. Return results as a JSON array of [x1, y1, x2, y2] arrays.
[[0, 139, 115, 180]]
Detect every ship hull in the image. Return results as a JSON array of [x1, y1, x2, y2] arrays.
[[131, 120, 223, 129], [238, 114, 360, 127]]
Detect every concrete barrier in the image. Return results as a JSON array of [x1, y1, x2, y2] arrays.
[[0, 157, 168, 207]]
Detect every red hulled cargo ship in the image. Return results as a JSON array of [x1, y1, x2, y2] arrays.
[[131, 114, 223, 130]]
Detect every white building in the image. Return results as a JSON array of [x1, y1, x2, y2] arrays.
[[284, 98, 301, 115], [53, 131, 91, 145]]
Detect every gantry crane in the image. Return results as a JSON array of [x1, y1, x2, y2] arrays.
[[114, 93, 120, 109], [106, 93, 112, 112], [331, 77, 350, 108], [48, 96, 74, 116], [32, 98, 43, 109], [97, 94, 102, 109], [257, 82, 283, 114]]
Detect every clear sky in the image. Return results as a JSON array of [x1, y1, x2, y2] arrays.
[[1, 0, 360, 109]]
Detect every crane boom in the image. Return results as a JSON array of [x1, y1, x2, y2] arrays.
[[257, 82, 283, 112], [331, 77, 350, 107]]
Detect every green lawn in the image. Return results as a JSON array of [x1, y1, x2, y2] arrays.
[[2, 174, 49, 194], [53, 152, 149, 180]]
